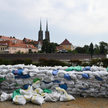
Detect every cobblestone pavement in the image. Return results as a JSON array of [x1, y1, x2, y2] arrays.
[[0, 97, 108, 108]]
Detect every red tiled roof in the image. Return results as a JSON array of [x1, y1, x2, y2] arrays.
[[0, 35, 23, 43], [56, 46, 63, 50], [34, 41, 42, 45], [23, 38, 33, 42], [0, 41, 37, 49], [60, 39, 72, 45]]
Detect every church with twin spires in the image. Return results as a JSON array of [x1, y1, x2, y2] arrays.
[[38, 19, 50, 42]]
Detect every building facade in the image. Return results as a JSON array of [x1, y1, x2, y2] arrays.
[[60, 39, 74, 51]]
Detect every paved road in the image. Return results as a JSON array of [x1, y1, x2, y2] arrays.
[[0, 97, 108, 108]]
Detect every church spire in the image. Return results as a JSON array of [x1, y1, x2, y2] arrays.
[[38, 18, 43, 41], [45, 18, 50, 42], [46, 18, 48, 31], [40, 18, 42, 31]]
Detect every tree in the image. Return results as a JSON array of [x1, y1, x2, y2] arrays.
[[42, 39, 50, 53], [83, 45, 89, 54], [27, 41, 36, 47], [75, 47, 86, 53], [94, 44, 100, 54], [99, 41, 108, 54], [89, 43, 94, 59], [42, 39, 56, 53]]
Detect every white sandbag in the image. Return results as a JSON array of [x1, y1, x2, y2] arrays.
[[23, 94, 33, 102], [90, 66, 98, 72], [23, 78, 33, 85], [88, 82, 100, 88], [100, 86, 106, 91], [75, 84, 84, 88], [32, 80, 40, 89], [72, 88, 80, 92], [67, 84, 74, 88], [0, 65, 5, 69], [22, 68, 29, 75], [56, 87, 75, 101], [0, 81, 9, 86], [59, 66, 68, 70], [36, 74, 46, 78], [0, 75, 5, 78], [90, 93, 98, 97], [92, 72, 100, 77], [0, 92, 12, 101], [13, 95, 26, 105], [102, 83, 108, 87], [1, 86, 9, 89], [98, 67, 107, 71], [81, 93, 90, 97], [64, 80, 74, 85], [1, 69, 9, 74], [43, 75, 49, 80], [50, 84, 59, 90], [12, 64, 24, 69], [40, 82, 53, 89], [16, 79, 24, 86], [2, 65, 12, 69], [33, 88, 43, 94], [44, 75, 54, 82], [29, 64, 36, 69], [5, 73, 15, 82], [77, 74, 82, 79], [57, 70, 66, 78], [86, 88, 98, 93], [68, 72, 77, 80], [20, 86, 33, 95], [31, 94, 44, 105], [44, 92, 60, 102], [46, 70, 53, 76], [98, 71, 108, 77]]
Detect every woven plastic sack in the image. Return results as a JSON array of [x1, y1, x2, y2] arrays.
[[31, 94, 44, 105], [44, 92, 60, 102], [65, 66, 73, 71], [56, 87, 75, 101], [0, 92, 12, 101], [13, 95, 26, 105], [12, 88, 22, 99]]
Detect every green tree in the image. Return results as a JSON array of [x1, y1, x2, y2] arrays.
[[99, 41, 108, 54], [94, 44, 100, 54], [27, 41, 36, 47], [42, 39, 56, 53], [89, 42, 94, 59], [75, 47, 86, 53], [83, 45, 89, 54]]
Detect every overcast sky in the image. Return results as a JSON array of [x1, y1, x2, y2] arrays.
[[0, 0, 108, 47]]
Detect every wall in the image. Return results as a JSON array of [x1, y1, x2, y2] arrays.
[[0, 53, 106, 62]]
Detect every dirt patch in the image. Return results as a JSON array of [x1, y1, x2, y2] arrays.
[[0, 97, 108, 108]]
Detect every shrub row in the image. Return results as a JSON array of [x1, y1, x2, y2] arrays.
[[0, 57, 108, 67], [0, 58, 32, 65]]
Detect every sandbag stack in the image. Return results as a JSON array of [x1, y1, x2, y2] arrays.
[[0, 64, 108, 98]]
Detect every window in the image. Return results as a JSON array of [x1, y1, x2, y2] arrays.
[[1, 48, 2, 50], [67, 45, 69, 48], [3, 48, 4, 50]]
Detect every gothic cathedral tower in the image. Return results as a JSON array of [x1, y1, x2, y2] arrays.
[[38, 19, 43, 41], [45, 19, 50, 42]]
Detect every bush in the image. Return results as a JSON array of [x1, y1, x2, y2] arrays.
[[69, 59, 82, 66], [38, 58, 68, 66], [24, 58, 32, 65], [0, 57, 4, 65], [3, 59, 11, 65], [11, 59, 25, 65]]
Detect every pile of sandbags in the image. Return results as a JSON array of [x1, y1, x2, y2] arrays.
[[0, 64, 108, 101]]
